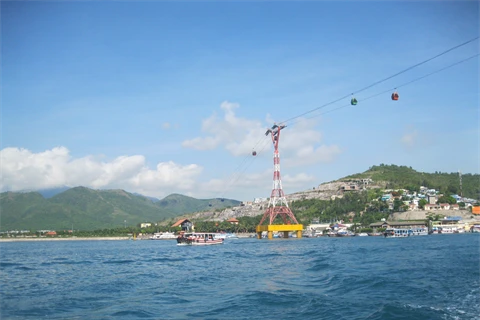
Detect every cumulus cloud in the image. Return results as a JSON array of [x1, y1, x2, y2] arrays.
[[0, 146, 321, 201], [182, 101, 266, 156], [182, 101, 342, 165], [0, 147, 203, 198]]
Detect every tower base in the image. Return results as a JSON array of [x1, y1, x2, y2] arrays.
[[256, 224, 303, 239]]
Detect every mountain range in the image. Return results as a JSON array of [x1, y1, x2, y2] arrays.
[[0, 187, 240, 231], [1, 164, 478, 232]]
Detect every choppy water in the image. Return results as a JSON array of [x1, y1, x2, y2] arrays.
[[1, 234, 479, 320]]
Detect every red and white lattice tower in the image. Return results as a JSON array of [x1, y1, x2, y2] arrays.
[[258, 124, 299, 225]]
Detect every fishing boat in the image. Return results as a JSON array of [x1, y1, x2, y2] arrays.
[[176, 232, 224, 246]]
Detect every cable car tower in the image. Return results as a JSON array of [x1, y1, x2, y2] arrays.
[[256, 124, 303, 239]]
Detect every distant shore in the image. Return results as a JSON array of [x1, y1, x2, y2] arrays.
[[0, 237, 130, 242]]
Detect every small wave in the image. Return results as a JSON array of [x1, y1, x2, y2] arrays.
[[0, 262, 22, 268], [111, 309, 156, 318], [102, 259, 136, 264]]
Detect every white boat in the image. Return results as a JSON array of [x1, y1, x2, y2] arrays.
[[409, 227, 428, 236], [214, 233, 238, 239], [384, 227, 428, 238], [356, 233, 369, 237], [438, 227, 455, 234], [176, 232, 224, 246], [225, 233, 239, 239], [150, 232, 176, 240]]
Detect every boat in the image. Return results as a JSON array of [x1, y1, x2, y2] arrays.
[[336, 230, 355, 237], [150, 232, 176, 240], [384, 227, 428, 238], [176, 232, 224, 246], [356, 233, 369, 237], [438, 227, 455, 234], [409, 227, 428, 236], [214, 232, 239, 240], [367, 232, 383, 236]]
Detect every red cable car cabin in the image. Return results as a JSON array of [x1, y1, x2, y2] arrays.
[[391, 91, 399, 101]]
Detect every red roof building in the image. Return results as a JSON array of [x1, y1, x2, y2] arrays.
[[171, 219, 193, 231], [226, 218, 239, 225]]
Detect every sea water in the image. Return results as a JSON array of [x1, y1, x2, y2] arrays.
[[1, 234, 479, 320]]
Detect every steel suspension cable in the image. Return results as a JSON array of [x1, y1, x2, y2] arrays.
[[280, 36, 479, 124]]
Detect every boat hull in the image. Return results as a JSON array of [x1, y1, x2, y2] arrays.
[[176, 232, 225, 246], [177, 239, 224, 246]]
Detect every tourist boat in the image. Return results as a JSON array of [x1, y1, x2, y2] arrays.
[[150, 232, 176, 240], [176, 232, 224, 246], [384, 227, 428, 238], [409, 227, 428, 236]]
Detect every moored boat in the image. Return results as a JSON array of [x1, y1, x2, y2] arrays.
[[150, 232, 176, 240], [384, 227, 428, 238]]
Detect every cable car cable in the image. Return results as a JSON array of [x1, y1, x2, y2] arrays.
[[287, 52, 479, 126], [280, 36, 479, 124], [210, 48, 479, 202]]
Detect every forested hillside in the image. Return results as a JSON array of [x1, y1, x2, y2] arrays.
[[343, 164, 479, 199], [0, 187, 240, 231]]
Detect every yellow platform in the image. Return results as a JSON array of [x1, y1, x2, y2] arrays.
[[256, 224, 303, 239]]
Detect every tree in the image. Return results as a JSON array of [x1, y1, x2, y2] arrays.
[[418, 199, 428, 209], [437, 195, 457, 205]]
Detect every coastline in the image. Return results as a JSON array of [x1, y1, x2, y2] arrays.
[[0, 237, 130, 242]]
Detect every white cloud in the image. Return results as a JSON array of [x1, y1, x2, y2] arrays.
[[162, 122, 171, 130], [182, 101, 266, 156], [182, 101, 343, 165], [0, 146, 322, 201], [0, 147, 203, 199]]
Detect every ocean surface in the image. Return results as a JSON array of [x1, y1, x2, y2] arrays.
[[1, 234, 479, 320]]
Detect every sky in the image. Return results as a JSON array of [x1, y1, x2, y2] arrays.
[[1, 1, 479, 202]]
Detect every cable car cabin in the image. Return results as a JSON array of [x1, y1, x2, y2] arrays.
[[391, 91, 399, 101], [252, 151, 257, 156], [351, 98, 358, 105]]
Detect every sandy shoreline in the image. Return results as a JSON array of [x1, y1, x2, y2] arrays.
[[0, 237, 130, 242]]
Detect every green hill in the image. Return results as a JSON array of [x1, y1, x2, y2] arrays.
[[157, 193, 239, 214], [0, 187, 241, 231], [341, 164, 479, 199]]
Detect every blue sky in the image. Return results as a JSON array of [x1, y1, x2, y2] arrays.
[[1, 1, 479, 201]]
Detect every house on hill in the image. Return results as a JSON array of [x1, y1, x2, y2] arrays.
[[226, 218, 239, 225], [171, 219, 194, 232]]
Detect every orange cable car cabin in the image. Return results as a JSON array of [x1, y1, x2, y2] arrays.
[[391, 91, 399, 101]]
